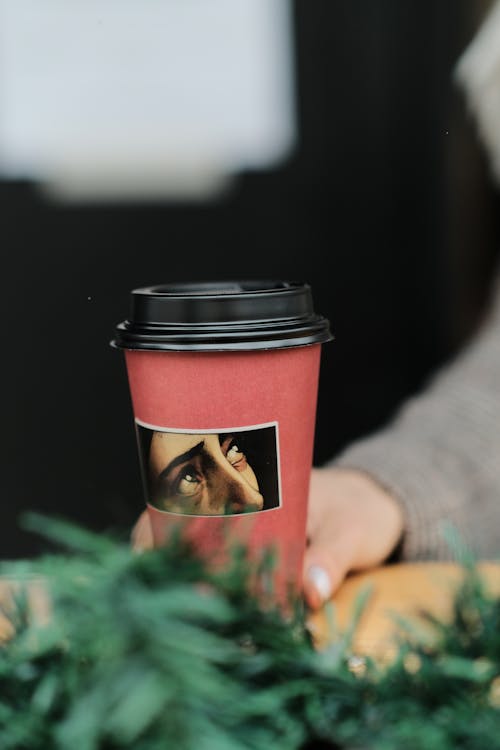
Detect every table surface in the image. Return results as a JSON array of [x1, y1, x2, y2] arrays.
[[307, 561, 500, 659], [2, 562, 500, 657]]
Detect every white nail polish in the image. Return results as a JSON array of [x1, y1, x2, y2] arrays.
[[307, 565, 332, 601]]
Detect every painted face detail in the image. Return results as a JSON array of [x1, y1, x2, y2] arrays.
[[149, 432, 264, 515]]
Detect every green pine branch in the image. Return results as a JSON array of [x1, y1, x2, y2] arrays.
[[0, 514, 499, 749]]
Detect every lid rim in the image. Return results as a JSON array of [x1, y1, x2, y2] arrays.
[[113, 279, 333, 352], [111, 335, 333, 353]]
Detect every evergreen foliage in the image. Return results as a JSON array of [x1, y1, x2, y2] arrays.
[[1, 514, 500, 749]]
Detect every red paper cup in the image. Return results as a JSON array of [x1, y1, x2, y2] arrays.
[[112, 281, 332, 606]]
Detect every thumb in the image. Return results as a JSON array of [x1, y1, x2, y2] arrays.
[[302, 537, 352, 610], [131, 510, 154, 552]]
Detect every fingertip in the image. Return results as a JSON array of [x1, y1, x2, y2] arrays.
[[303, 545, 347, 609], [303, 577, 325, 611], [311, 564, 333, 599], [304, 564, 333, 608]]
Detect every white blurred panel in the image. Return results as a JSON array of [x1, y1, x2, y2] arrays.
[[0, 0, 295, 200]]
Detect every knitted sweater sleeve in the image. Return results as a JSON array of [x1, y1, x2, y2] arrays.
[[330, 276, 500, 561]]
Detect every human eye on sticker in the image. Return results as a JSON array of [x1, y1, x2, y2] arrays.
[[148, 432, 264, 516]]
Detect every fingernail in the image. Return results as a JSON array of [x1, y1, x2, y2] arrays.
[[306, 565, 332, 603]]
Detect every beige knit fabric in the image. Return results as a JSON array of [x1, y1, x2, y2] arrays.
[[332, 273, 500, 560], [455, 0, 500, 187], [331, 2, 500, 562]]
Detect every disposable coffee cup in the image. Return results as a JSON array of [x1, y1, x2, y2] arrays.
[[112, 280, 332, 604]]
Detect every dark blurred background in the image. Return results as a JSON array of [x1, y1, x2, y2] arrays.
[[2, 0, 500, 557]]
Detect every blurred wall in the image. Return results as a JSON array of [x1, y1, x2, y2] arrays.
[[1, 0, 499, 557]]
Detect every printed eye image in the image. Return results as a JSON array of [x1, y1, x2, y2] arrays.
[[136, 423, 281, 516]]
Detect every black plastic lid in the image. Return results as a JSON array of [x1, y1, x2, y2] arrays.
[[111, 280, 333, 352]]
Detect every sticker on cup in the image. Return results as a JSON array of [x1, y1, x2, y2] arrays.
[[135, 420, 282, 517]]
